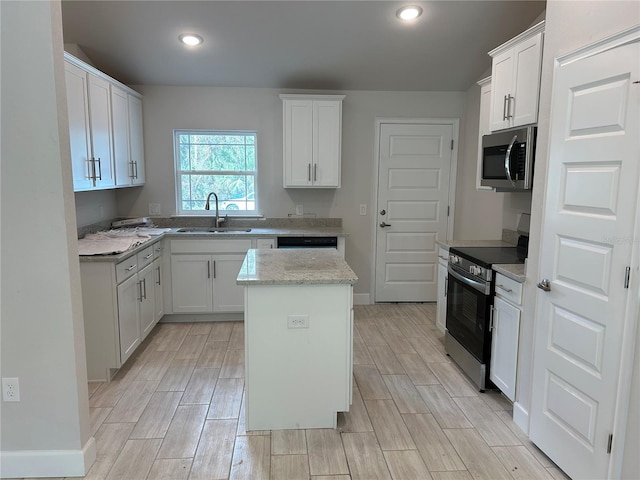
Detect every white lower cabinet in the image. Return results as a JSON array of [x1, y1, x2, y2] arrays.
[[169, 239, 251, 314], [436, 246, 449, 332], [255, 237, 276, 249], [490, 273, 523, 401], [80, 241, 163, 381]]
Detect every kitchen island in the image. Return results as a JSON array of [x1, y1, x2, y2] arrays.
[[237, 248, 358, 430]]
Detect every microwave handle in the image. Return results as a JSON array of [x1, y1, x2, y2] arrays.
[[504, 135, 518, 187]]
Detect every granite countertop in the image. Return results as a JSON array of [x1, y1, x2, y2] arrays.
[[237, 249, 358, 286], [493, 264, 526, 283], [79, 227, 348, 263], [437, 239, 514, 249]]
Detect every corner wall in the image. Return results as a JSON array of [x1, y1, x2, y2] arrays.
[[0, 1, 94, 476]]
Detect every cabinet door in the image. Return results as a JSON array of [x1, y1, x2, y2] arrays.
[[511, 32, 543, 127], [283, 99, 313, 187], [139, 264, 155, 340], [255, 238, 275, 249], [476, 80, 494, 191], [171, 254, 213, 313], [153, 257, 164, 322], [128, 94, 145, 185], [111, 85, 131, 186], [64, 61, 93, 191], [490, 296, 521, 401], [489, 49, 514, 132], [87, 74, 115, 188], [313, 100, 341, 187], [212, 254, 246, 313], [436, 260, 448, 332], [117, 274, 141, 364]]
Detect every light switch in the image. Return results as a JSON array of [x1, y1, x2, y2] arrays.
[[359, 204, 367, 216]]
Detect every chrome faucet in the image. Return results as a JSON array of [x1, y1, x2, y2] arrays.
[[204, 192, 220, 228]]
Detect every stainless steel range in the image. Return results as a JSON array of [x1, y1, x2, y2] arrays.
[[445, 244, 525, 391]]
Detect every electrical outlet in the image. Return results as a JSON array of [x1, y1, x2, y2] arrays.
[[359, 204, 367, 216], [295, 204, 304, 216], [2, 377, 20, 402], [149, 203, 161, 215], [287, 314, 309, 329]]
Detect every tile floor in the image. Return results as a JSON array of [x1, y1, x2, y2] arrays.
[[18, 303, 571, 480]]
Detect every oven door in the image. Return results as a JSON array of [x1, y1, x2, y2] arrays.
[[446, 265, 492, 362]]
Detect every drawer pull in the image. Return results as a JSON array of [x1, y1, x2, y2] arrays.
[[496, 284, 513, 293], [126, 264, 137, 271], [144, 253, 153, 260]]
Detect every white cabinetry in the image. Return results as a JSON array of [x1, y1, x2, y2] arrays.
[[436, 246, 449, 332], [476, 77, 494, 191], [488, 22, 544, 132], [255, 238, 276, 249], [490, 272, 523, 401], [80, 241, 163, 381], [152, 242, 164, 322], [281, 94, 344, 188], [170, 239, 251, 314], [64, 52, 144, 191]]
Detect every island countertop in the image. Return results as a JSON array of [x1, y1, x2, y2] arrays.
[[237, 249, 358, 286]]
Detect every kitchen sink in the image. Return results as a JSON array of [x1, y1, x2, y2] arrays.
[[176, 227, 252, 233]]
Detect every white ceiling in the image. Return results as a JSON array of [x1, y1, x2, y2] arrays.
[[61, 1, 546, 92]]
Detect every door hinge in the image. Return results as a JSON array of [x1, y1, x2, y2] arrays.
[[607, 433, 613, 454], [624, 266, 631, 288], [451, 139, 454, 150]]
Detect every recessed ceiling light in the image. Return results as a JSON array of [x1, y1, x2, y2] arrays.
[[396, 5, 423, 21], [179, 33, 203, 46]]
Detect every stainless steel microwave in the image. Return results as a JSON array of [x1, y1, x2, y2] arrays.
[[481, 126, 536, 191]]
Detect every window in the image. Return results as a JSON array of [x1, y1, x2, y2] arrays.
[[174, 130, 257, 215]]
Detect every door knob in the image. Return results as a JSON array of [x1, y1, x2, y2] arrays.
[[537, 278, 551, 292], [379, 222, 392, 228], [380, 209, 386, 215]]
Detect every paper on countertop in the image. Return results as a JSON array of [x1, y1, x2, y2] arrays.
[[78, 230, 153, 255]]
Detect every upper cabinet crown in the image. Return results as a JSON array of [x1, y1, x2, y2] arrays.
[[488, 21, 544, 132], [281, 94, 345, 188], [64, 53, 145, 192]]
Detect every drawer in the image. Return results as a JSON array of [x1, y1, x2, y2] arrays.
[[116, 256, 139, 283], [137, 245, 155, 269], [171, 239, 252, 254], [494, 273, 523, 305], [153, 241, 164, 259]]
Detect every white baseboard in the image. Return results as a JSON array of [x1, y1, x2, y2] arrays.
[[513, 401, 529, 435], [0, 436, 96, 478], [353, 293, 370, 305]]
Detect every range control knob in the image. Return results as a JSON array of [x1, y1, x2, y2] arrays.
[[470, 265, 484, 276], [449, 255, 460, 265]]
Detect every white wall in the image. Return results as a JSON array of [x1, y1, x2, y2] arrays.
[[518, 2, 640, 477], [75, 190, 117, 228], [115, 86, 471, 295], [0, 1, 94, 476]]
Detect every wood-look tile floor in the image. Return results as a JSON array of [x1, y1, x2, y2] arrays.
[[19, 304, 572, 480]]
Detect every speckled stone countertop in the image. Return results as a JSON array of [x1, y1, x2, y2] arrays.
[[493, 264, 526, 283], [237, 249, 358, 286], [436, 239, 514, 249]]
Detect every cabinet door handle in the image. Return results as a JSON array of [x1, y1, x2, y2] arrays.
[[496, 284, 513, 293], [95, 157, 102, 180], [207, 260, 211, 279], [489, 305, 495, 331], [133, 161, 138, 179], [444, 276, 448, 297], [126, 264, 137, 271], [138, 280, 144, 302], [87, 158, 95, 181], [143, 278, 147, 300], [156, 266, 161, 285], [308, 163, 311, 182], [503, 95, 508, 121], [213, 260, 216, 279], [314, 164, 317, 181], [506, 94, 514, 119]]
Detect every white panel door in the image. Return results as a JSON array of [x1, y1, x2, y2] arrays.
[[117, 274, 141, 364], [530, 35, 639, 480], [111, 85, 131, 186], [490, 296, 520, 401], [139, 264, 155, 339], [128, 94, 145, 185], [489, 51, 514, 131], [512, 33, 543, 127], [375, 123, 453, 302], [283, 100, 313, 186], [313, 100, 341, 187], [153, 257, 164, 322]]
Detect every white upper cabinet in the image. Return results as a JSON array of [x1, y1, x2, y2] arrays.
[[64, 52, 144, 191], [476, 76, 493, 191], [488, 21, 544, 132], [281, 94, 344, 188]]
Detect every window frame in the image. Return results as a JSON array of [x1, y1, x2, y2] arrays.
[[173, 129, 259, 216]]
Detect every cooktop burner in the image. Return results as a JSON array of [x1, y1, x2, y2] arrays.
[[449, 246, 523, 269]]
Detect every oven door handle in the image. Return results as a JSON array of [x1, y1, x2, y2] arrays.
[[448, 266, 490, 294]]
